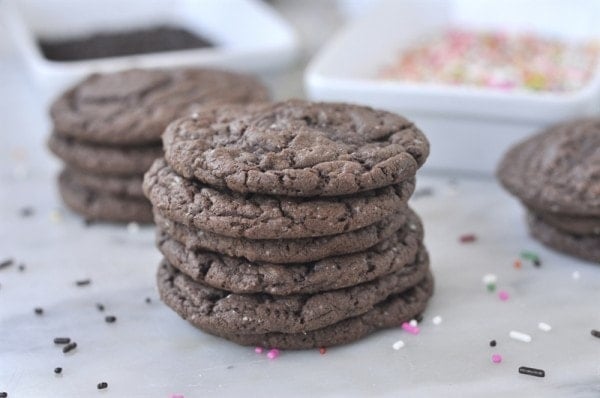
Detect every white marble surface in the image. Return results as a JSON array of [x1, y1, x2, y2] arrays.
[[1, 5, 600, 398]]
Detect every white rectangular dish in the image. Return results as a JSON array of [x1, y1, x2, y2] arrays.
[[305, 0, 600, 174], [3, 0, 299, 100]]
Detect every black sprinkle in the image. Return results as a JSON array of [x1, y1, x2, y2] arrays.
[[489, 340, 497, 347], [591, 329, 600, 339], [18, 264, 26, 272], [62, 342, 77, 353], [0, 258, 14, 270], [34, 307, 44, 315], [105, 315, 116, 323], [533, 258, 542, 267], [519, 366, 545, 377], [20, 207, 34, 217], [54, 367, 62, 374], [415, 313, 424, 323], [84, 218, 94, 227], [97, 382, 108, 390], [226, 365, 234, 369], [0, 392, 7, 397], [54, 337, 71, 345], [96, 303, 105, 312], [145, 297, 152, 304], [75, 279, 91, 287]]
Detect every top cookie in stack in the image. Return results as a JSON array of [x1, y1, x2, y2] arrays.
[[48, 68, 269, 223], [497, 119, 600, 263], [144, 100, 433, 349]]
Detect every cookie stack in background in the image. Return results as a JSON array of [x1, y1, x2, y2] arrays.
[[498, 119, 600, 263], [48, 68, 269, 223], [144, 100, 434, 349]]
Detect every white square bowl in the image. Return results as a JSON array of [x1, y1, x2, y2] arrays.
[[3, 0, 299, 99], [305, 0, 600, 174]]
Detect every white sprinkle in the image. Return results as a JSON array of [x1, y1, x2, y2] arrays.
[[572, 271, 580, 280], [432, 316, 442, 325], [127, 222, 140, 234], [409, 319, 418, 327], [49, 209, 63, 223], [538, 322, 552, 332], [392, 340, 405, 350], [509, 330, 532, 343], [482, 274, 497, 285]]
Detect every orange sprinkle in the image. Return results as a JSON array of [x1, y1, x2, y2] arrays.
[[514, 260, 522, 269], [319, 347, 327, 355]]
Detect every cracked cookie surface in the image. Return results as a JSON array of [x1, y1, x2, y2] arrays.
[[156, 247, 429, 335], [65, 167, 145, 198], [157, 209, 423, 295], [163, 100, 429, 197], [158, 259, 434, 349], [154, 207, 410, 263], [144, 158, 415, 239], [51, 68, 269, 145]]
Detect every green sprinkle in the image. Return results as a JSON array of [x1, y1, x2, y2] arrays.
[[486, 283, 496, 292], [520, 251, 539, 262]]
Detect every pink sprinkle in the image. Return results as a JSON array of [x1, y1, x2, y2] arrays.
[[498, 291, 510, 301], [401, 322, 420, 335], [171, 395, 184, 398], [266, 348, 280, 360], [492, 354, 502, 363], [254, 346, 263, 354]]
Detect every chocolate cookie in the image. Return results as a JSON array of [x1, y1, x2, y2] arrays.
[[163, 100, 429, 197], [158, 261, 434, 349], [51, 68, 269, 146], [65, 168, 145, 198], [49, 134, 162, 176], [156, 246, 429, 335], [144, 158, 416, 239], [498, 119, 600, 216], [59, 169, 153, 223], [535, 209, 600, 236], [157, 210, 423, 295], [527, 213, 600, 263], [154, 207, 410, 263]]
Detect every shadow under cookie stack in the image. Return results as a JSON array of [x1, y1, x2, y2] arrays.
[[48, 68, 268, 223], [145, 100, 435, 349]]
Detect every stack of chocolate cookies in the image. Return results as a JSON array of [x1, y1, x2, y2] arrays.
[[498, 119, 600, 263], [144, 100, 434, 349], [48, 68, 269, 223]]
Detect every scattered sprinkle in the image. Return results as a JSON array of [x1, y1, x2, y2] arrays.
[[17, 264, 25, 272], [0, 392, 7, 397], [489, 340, 497, 347], [145, 297, 152, 304], [54, 367, 62, 375], [486, 283, 496, 293], [513, 259, 522, 269], [520, 251, 540, 263], [62, 342, 77, 354], [34, 307, 44, 315], [409, 319, 418, 327], [498, 291, 510, 301], [97, 382, 108, 390], [266, 349, 280, 360], [127, 222, 140, 234], [459, 234, 477, 243], [415, 314, 424, 323], [392, 340, 405, 350], [509, 330, 532, 343], [0, 258, 14, 270], [49, 209, 63, 223], [401, 322, 420, 335], [491, 354, 502, 363], [19, 207, 34, 218], [254, 347, 263, 354], [519, 366, 545, 378], [572, 271, 581, 280], [538, 322, 552, 332], [96, 303, 105, 312], [54, 337, 71, 344], [319, 347, 327, 355], [432, 316, 442, 325], [482, 274, 497, 285], [105, 315, 116, 323], [75, 279, 91, 287], [171, 394, 184, 398], [591, 329, 600, 339]]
